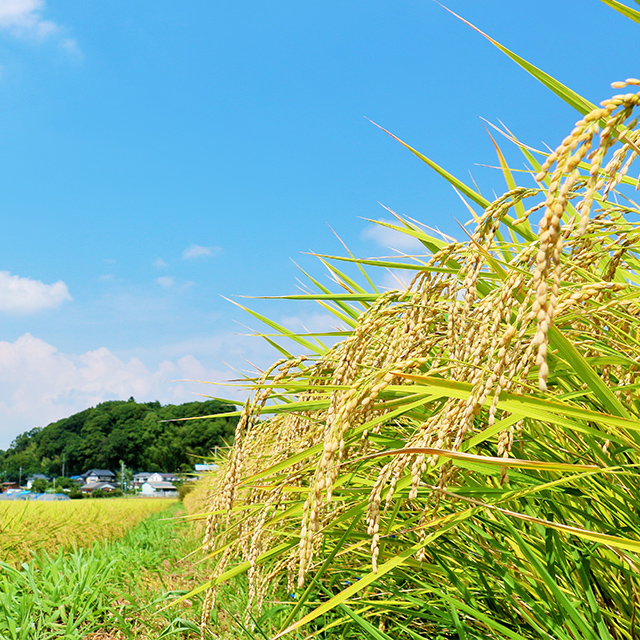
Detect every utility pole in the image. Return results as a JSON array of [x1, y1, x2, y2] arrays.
[[121, 460, 126, 493], [62, 454, 66, 478], [18, 466, 22, 489]]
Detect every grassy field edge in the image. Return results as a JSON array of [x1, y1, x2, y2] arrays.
[[0, 502, 209, 640]]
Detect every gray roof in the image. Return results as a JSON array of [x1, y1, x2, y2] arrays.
[[195, 463, 219, 472], [80, 482, 116, 491], [143, 481, 177, 490], [81, 469, 115, 478]]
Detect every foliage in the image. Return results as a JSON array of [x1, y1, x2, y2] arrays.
[[54, 476, 77, 491], [177, 481, 196, 502], [192, 2, 640, 639], [29, 476, 77, 494], [0, 498, 174, 565], [29, 477, 48, 493], [0, 398, 238, 480]]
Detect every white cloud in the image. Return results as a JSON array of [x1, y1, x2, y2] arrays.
[[98, 274, 114, 282], [153, 258, 168, 269], [0, 0, 79, 53], [60, 37, 80, 57], [0, 271, 71, 313], [182, 244, 222, 260], [0, 333, 237, 448], [156, 276, 174, 288], [361, 219, 426, 253], [0, 0, 56, 36]]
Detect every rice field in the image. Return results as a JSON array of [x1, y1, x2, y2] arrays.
[[0, 498, 175, 565]]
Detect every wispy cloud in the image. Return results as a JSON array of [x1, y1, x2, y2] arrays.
[[153, 258, 168, 269], [0, 271, 71, 313], [156, 276, 174, 288], [0, 0, 79, 53], [182, 244, 222, 260]]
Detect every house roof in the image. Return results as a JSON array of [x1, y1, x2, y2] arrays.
[[143, 481, 177, 490], [195, 463, 219, 472], [80, 482, 116, 491], [134, 472, 179, 481], [81, 469, 115, 478]]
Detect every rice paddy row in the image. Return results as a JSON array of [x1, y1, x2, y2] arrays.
[[0, 498, 175, 566]]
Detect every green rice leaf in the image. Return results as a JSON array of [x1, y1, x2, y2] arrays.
[[437, 3, 596, 115], [599, 0, 640, 23]]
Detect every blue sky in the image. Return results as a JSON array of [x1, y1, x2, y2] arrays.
[[0, 0, 638, 447]]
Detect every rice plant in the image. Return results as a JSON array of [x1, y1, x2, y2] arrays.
[[192, 3, 640, 638], [0, 498, 174, 565]]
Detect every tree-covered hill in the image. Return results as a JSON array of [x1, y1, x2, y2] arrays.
[[0, 398, 237, 481]]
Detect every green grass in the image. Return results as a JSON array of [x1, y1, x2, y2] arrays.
[[0, 503, 210, 639]]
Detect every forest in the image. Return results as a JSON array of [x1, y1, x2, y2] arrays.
[[0, 398, 237, 480]]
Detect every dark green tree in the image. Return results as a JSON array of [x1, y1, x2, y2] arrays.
[[0, 398, 238, 477]]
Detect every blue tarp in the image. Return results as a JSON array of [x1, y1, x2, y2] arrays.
[[0, 491, 70, 501]]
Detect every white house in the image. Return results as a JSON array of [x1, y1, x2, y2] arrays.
[[140, 481, 178, 497], [133, 472, 180, 488]]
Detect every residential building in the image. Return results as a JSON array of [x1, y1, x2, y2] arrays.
[[80, 469, 115, 484], [140, 481, 178, 497]]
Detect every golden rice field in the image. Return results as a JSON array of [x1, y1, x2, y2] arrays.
[[0, 498, 176, 565]]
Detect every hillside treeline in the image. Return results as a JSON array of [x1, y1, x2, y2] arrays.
[[0, 398, 237, 481]]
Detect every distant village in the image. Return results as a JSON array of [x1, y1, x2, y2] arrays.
[[0, 464, 217, 501]]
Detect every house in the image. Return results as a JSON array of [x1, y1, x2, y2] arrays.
[[80, 469, 115, 484], [140, 481, 178, 497], [195, 463, 218, 472], [194, 463, 219, 478], [149, 472, 179, 483], [132, 472, 151, 487], [79, 481, 116, 494], [133, 472, 180, 488]]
